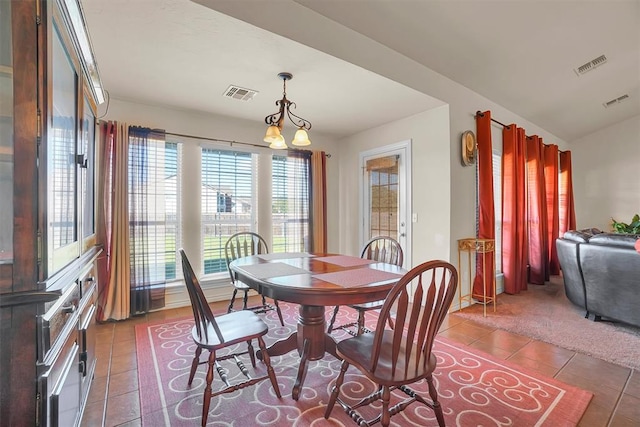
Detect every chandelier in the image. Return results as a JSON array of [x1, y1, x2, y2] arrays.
[[263, 72, 311, 149]]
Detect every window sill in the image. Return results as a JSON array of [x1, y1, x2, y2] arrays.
[[164, 275, 229, 291]]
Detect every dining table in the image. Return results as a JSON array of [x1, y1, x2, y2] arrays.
[[229, 252, 406, 400]]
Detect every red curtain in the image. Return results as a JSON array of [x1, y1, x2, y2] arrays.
[[482, 114, 576, 290], [526, 135, 549, 284], [502, 125, 528, 294], [559, 151, 577, 236], [543, 144, 560, 275], [473, 111, 495, 301]]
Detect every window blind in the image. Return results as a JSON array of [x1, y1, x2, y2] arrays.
[[201, 148, 255, 274], [272, 153, 310, 253], [50, 117, 77, 248], [128, 137, 182, 282]]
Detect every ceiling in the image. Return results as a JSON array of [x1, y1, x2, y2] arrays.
[[82, 0, 639, 143]]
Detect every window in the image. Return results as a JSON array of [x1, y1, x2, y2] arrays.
[[128, 139, 181, 282], [201, 148, 255, 274], [272, 153, 310, 253], [492, 150, 503, 274], [164, 143, 181, 279], [365, 156, 399, 240], [129, 140, 314, 280]]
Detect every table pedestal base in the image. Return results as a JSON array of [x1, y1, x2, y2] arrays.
[[257, 305, 338, 400]]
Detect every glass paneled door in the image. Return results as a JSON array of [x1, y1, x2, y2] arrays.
[[360, 141, 412, 266]]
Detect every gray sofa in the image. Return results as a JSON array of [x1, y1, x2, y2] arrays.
[[556, 229, 640, 327]]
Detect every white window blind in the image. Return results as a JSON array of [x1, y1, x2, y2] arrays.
[[201, 148, 255, 274], [271, 154, 310, 253], [128, 139, 182, 282]]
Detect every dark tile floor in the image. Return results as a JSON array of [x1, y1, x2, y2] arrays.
[[81, 297, 640, 426]]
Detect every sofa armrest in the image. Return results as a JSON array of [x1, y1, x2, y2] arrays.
[[556, 238, 587, 309]]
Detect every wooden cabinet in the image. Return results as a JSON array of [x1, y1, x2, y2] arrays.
[[0, 1, 104, 425]]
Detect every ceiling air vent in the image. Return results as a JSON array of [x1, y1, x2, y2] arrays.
[[603, 94, 630, 108], [223, 85, 258, 101], [574, 54, 607, 76]]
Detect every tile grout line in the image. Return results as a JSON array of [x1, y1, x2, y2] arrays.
[[605, 370, 634, 427], [98, 322, 116, 427]]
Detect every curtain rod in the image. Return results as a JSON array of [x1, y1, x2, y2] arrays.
[[161, 130, 331, 157], [474, 111, 567, 153]]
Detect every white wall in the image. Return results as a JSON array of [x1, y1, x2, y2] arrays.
[[337, 106, 451, 266], [202, 1, 571, 267], [571, 114, 640, 231]]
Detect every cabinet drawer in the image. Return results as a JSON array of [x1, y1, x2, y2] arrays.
[[50, 342, 81, 427], [78, 264, 96, 297], [39, 283, 80, 360], [38, 318, 81, 427], [80, 302, 96, 377]]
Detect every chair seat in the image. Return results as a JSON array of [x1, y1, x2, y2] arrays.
[[348, 300, 385, 311], [193, 310, 268, 350], [180, 248, 281, 427], [337, 330, 437, 386], [232, 280, 251, 291]]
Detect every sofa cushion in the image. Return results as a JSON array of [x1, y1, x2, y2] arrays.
[[589, 233, 639, 249], [563, 230, 596, 243]]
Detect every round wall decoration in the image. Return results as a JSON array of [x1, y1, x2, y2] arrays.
[[461, 130, 477, 166]]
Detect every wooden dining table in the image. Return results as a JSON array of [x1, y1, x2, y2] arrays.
[[229, 252, 406, 400]]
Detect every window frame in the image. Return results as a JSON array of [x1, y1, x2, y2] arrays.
[[155, 137, 313, 286]]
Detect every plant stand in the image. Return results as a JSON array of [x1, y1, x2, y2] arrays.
[[456, 238, 496, 317]]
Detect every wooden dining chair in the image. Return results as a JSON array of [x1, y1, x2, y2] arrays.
[[324, 260, 458, 427], [327, 236, 403, 336], [225, 231, 284, 326], [179, 249, 281, 427]]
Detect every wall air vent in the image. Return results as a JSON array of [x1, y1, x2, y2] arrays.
[[603, 94, 630, 108], [223, 85, 258, 101], [574, 54, 607, 76]]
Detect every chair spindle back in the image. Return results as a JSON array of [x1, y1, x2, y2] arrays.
[[225, 232, 269, 282], [180, 249, 224, 344], [361, 236, 404, 267], [371, 260, 457, 377]]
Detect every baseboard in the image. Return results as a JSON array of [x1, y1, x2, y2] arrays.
[[162, 279, 258, 310], [449, 273, 504, 312], [161, 274, 504, 313]]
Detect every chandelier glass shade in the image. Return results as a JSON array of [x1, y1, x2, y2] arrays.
[[263, 72, 312, 149]]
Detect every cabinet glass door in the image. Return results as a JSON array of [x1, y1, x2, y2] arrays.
[[48, 23, 79, 273], [80, 96, 95, 243], [0, 0, 13, 263]]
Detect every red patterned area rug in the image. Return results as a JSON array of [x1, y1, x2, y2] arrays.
[[135, 302, 591, 426]]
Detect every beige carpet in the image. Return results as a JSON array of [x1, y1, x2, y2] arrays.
[[452, 275, 640, 370]]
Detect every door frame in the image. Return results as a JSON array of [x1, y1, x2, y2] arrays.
[[359, 140, 412, 267]]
